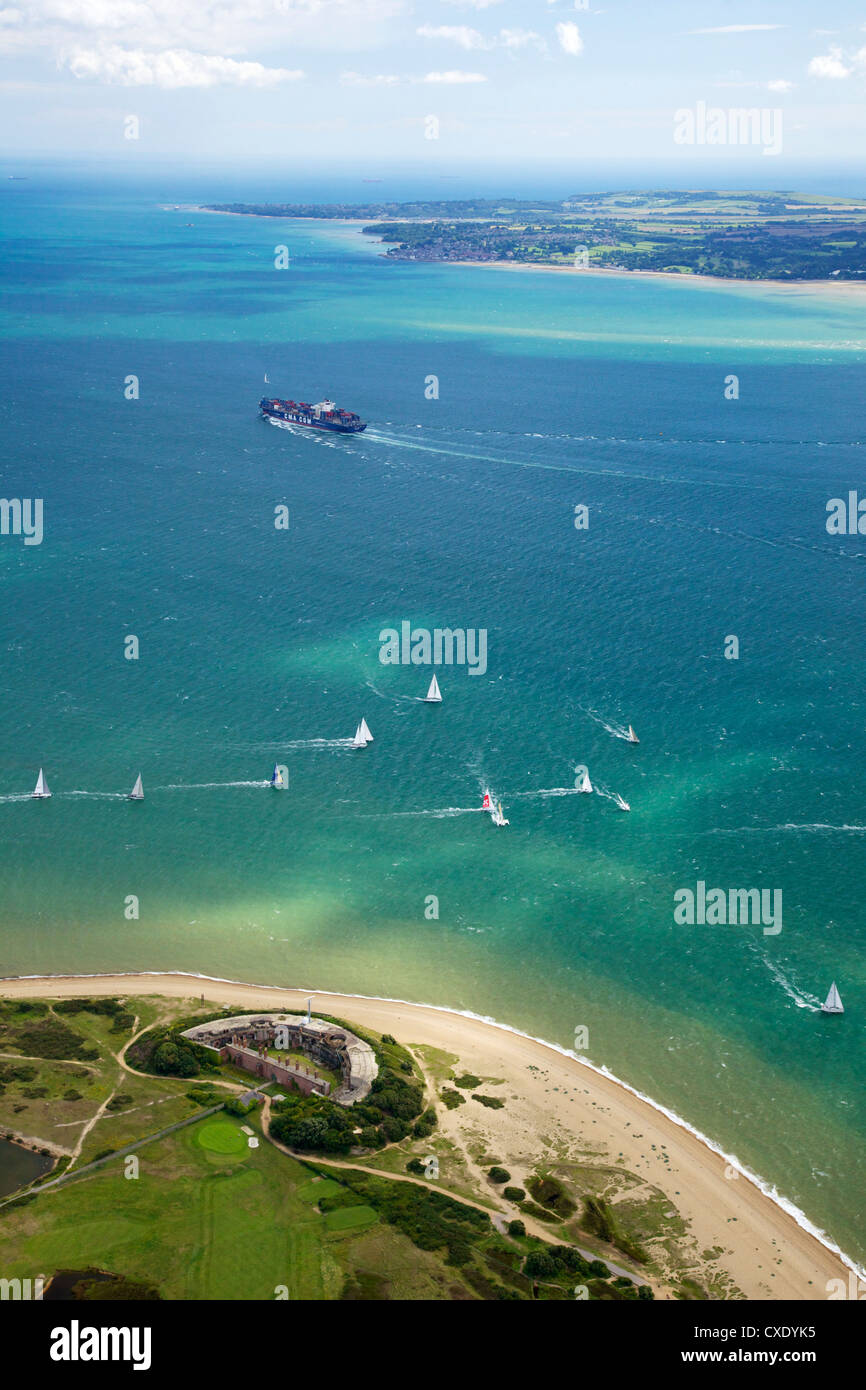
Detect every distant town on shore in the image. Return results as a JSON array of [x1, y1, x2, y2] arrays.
[[204, 190, 866, 281]]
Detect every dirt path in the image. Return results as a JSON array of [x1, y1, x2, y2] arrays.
[[258, 1096, 647, 1287]]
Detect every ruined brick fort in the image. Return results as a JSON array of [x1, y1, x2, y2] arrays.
[[181, 1012, 377, 1106]]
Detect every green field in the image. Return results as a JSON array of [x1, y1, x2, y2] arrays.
[[197, 1120, 247, 1156], [0, 1116, 470, 1299]]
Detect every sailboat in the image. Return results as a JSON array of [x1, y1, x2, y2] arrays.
[[264, 372, 270, 384], [627, 725, 639, 744], [32, 768, 51, 799], [578, 771, 592, 793], [269, 764, 284, 789], [358, 717, 373, 743], [129, 774, 144, 801], [482, 789, 493, 812], [491, 800, 510, 827], [821, 982, 844, 1015], [424, 674, 442, 703], [613, 792, 630, 812], [352, 723, 368, 749]]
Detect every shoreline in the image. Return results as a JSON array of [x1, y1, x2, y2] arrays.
[[1, 968, 861, 1298], [445, 259, 866, 295], [180, 208, 866, 294]]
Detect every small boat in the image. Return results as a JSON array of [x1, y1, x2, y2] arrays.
[[352, 723, 368, 749], [424, 674, 442, 703], [264, 373, 270, 384], [627, 725, 639, 744], [821, 982, 844, 1015], [129, 774, 144, 801], [482, 789, 493, 812], [491, 801, 510, 827], [579, 771, 592, 794], [358, 717, 373, 743], [269, 764, 285, 789], [32, 768, 51, 799], [613, 792, 630, 812]]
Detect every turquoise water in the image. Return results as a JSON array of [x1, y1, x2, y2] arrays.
[[1, 175, 865, 1266]]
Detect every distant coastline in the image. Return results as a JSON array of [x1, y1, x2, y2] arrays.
[[185, 202, 866, 291], [1, 968, 861, 1298]]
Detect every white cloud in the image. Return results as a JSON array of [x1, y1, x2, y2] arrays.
[[766, 79, 794, 92], [416, 24, 487, 50], [439, 0, 502, 7], [340, 69, 400, 85], [422, 69, 486, 83], [63, 44, 303, 86], [690, 24, 784, 34], [808, 47, 852, 79], [555, 21, 582, 56], [416, 22, 542, 53], [499, 28, 543, 51]]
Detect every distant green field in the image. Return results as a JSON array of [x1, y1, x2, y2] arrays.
[[0, 1119, 464, 1299], [297, 1178, 342, 1205], [197, 1120, 247, 1155], [324, 1205, 378, 1233]]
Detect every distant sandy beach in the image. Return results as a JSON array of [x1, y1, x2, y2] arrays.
[[179, 208, 866, 295], [1, 970, 858, 1301], [447, 259, 866, 295]]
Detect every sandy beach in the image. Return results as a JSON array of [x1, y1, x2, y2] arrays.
[[447, 259, 866, 295], [1, 970, 857, 1301]]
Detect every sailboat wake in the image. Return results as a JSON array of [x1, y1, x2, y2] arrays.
[[751, 948, 822, 1012], [156, 781, 271, 791], [515, 786, 585, 799], [364, 806, 485, 819], [583, 708, 633, 741]]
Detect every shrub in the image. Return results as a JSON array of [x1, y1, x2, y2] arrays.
[[63, 1089, 84, 1102], [507, 1219, 526, 1238], [106, 1094, 133, 1112], [488, 1166, 511, 1184], [503, 1186, 525, 1202], [439, 1088, 465, 1109], [472, 1094, 504, 1109], [453, 1073, 481, 1089], [527, 1175, 576, 1219]]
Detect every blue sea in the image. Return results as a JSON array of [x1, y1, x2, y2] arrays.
[[1, 167, 865, 1267]]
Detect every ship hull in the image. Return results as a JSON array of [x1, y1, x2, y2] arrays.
[[260, 402, 366, 433]]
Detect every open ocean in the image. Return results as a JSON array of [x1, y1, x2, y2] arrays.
[[1, 169, 865, 1268]]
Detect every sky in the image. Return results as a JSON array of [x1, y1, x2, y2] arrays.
[[1, 1, 865, 172]]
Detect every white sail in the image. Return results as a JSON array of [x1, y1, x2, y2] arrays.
[[821, 982, 844, 1014], [627, 725, 639, 744], [264, 373, 270, 384], [359, 717, 373, 742], [352, 723, 367, 748], [129, 774, 144, 800], [580, 772, 592, 793], [33, 768, 50, 798], [425, 674, 442, 702]]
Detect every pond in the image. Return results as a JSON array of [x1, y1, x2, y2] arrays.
[[0, 1135, 53, 1197]]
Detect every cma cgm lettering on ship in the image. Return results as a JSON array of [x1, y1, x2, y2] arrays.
[[260, 396, 367, 433]]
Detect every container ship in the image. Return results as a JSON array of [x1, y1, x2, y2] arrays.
[[259, 396, 367, 433]]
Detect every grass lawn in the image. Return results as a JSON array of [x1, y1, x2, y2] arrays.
[[296, 1178, 342, 1206], [324, 1205, 378, 1234], [0, 1117, 470, 1299], [196, 1120, 248, 1156]]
